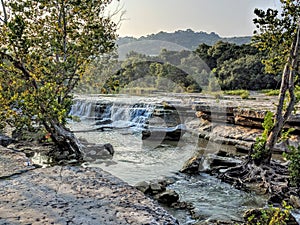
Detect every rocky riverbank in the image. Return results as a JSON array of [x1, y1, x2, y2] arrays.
[[0, 146, 178, 225], [186, 93, 300, 154], [2, 92, 300, 225]]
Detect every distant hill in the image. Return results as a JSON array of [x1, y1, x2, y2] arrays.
[[117, 29, 252, 51]]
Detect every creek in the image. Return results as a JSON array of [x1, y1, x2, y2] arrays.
[[68, 94, 267, 224]]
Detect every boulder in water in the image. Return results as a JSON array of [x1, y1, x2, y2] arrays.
[[82, 143, 114, 161], [142, 124, 186, 142], [180, 150, 203, 174], [156, 190, 179, 205]]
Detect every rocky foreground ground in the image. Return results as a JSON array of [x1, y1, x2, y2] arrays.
[[0, 147, 178, 225]]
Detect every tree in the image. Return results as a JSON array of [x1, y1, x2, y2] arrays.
[[0, 0, 117, 160], [219, 1, 300, 200], [253, 0, 300, 164], [216, 54, 278, 90]]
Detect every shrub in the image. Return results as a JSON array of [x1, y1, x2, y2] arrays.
[[245, 201, 293, 225], [283, 145, 300, 187], [224, 89, 250, 99], [252, 111, 274, 161], [265, 89, 280, 96]]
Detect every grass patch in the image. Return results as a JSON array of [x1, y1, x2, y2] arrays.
[[262, 89, 280, 96], [224, 90, 248, 95], [223, 90, 250, 99]]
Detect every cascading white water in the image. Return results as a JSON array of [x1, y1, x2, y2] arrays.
[[69, 100, 95, 119], [70, 99, 157, 130]]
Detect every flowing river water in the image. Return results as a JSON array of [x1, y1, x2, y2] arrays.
[[67, 94, 267, 224]]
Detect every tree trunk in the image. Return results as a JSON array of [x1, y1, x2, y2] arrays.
[[264, 22, 300, 163], [43, 120, 83, 162]]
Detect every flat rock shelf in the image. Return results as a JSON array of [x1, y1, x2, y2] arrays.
[[0, 165, 178, 225]]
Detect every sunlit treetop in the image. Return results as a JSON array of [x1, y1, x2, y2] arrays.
[[252, 0, 300, 74]]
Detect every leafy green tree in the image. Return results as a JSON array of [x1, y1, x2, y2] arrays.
[[0, 0, 117, 160], [217, 54, 278, 90], [253, 0, 300, 163]]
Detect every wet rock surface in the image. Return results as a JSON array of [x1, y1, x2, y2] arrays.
[[134, 177, 194, 219], [0, 162, 178, 224]]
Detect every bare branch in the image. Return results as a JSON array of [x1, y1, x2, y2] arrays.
[[0, 0, 7, 23], [107, 2, 127, 31]]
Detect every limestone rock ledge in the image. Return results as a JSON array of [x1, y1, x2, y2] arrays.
[[0, 165, 178, 225]]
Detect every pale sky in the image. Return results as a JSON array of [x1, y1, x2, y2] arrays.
[[109, 0, 281, 38]]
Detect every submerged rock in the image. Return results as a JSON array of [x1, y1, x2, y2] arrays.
[[142, 124, 186, 142]]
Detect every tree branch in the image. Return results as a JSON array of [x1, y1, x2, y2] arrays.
[[0, 51, 38, 89], [0, 0, 7, 24]]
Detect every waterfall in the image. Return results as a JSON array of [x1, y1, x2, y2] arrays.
[[69, 100, 95, 119], [70, 99, 156, 130], [109, 103, 155, 128]]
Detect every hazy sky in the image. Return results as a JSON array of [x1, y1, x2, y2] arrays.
[[109, 0, 281, 38]]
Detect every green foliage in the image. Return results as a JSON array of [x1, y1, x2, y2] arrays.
[[75, 53, 120, 94], [283, 145, 300, 187], [263, 89, 280, 96], [194, 41, 279, 91], [224, 89, 248, 95], [0, 1, 116, 139], [253, 1, 300, 75], [241, 91, 250, 99], [252, 111, 274, 160], [246, 201, 293, 225], [223, 90, 250, 99]]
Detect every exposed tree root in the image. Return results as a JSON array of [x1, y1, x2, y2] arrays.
[[217, 157, 298, 205]]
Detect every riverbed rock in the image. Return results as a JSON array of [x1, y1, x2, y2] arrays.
[[290, 195, 300, 209], [0, 134, 14, 147], [180, 149, 243, 174], [0, 165, 179, 225], [135, 180, 150, 193], [155, 189, 179, 205], [180, 150, 203, 174], [149, 181, 166, 194], [192, 95, 300, 154], [142, 124, 186, 142], [0, 146, 35, 178], [82, 143, 114, 161]]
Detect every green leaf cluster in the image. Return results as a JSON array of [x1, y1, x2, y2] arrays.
[[246, 201, 293, 225], [252, 111, 274, 161], [283, 145, 300, 187]]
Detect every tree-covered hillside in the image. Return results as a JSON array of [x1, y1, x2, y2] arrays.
[[117, 29, 252, 50], [77, 41, 280, 94]]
